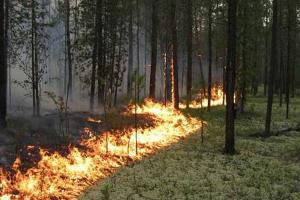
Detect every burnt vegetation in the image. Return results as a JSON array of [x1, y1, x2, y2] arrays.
[[0, 0, 299, 199]]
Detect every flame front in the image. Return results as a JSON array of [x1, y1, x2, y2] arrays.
[[0, 99, 204, 199], [180, 84, 224, 109]]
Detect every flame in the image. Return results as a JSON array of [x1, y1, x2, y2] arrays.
[[0, 86, 225, 200], [180, 84, 224, 109], [86, 117, 102, 124], [0, 99, 206, 200]]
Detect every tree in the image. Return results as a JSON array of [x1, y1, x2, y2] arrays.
[[149, 0, 158, 98], [207, 0, 213, 111], [90, 0, 101, 111], [286, 0, 296, 119], [186, 0, 193, 108], [127, 0, 133, 97], [0, 0, 7, 128], [225, 0, 237, 154], [171, 0, 179, 109], [65, 0, 72, 100], [265, 0, 278, 136]]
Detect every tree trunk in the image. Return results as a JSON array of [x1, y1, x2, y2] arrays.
[[240, 2, 248, 113], [5, 0, 10, 108], [149, 0, 158, 99], [65, 0, 72, 100], [264, 21, 269, 97], [186, 0, 193, 108], [278, 2, 284, 107], [136, 0, 140, 101], [34, 18, 40, 116], [265, 0, 278, 136], [127, 1, 133, 97], [97, 0, 104, 105], [90, 42, 97, 111], [171, 0, 179, 109], [207, 2, 213, 111], [225, 0, 237, 154], [31, 0, 36, 116], [286, 0, 296, 119], [0, 0, 7, 128]]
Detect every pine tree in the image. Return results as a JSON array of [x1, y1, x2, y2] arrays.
[[225, 0, 237, 154], [0, 0, 7, 128]]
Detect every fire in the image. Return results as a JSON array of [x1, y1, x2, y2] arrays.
[[0, 99, 204, 200], [180, 84, 224, 109], [86, 117, 102, 124]]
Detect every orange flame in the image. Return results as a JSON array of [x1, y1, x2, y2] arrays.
[[0, 99, 206, 200], [180, 84, 224, 109], [0, 87, 225, 200]]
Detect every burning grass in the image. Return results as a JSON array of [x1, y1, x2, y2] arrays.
[[0, 99, 203, 200], [81, 96, 300, 200]]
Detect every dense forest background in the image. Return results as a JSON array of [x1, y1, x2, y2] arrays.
[[1, 0, 300, 198], [1, 0, 298, 115]]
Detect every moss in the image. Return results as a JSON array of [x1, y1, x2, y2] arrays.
[[80, 96, 300, 200]]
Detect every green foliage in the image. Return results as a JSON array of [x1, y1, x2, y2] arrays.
[[100, 185, 110, 200], [44, 91, 68, 136]]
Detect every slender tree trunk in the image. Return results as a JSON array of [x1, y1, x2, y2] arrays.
[[90, 43, 97, 111], [31, 0, 36, 116], [265, 0, 278, 136], [144, 17, 148, 97], [186, 0, 193, 108], [225, 0, 237, 154], [222, 48, 226, 105], [207, 2, 213, 111], [286, 0, 296, 118], [279, 3, 284, 107], [127, 1, 133, 96], [264, 22, 269, 97], [279, 51, 284, 106], [65, 0, 72, 99], [136, 0, 140, 101], [149, 0, 158, 98], [171, 0, 179, 109], [195, 14, 206, 96], [5, 0, 10, 108], [240, 3, 248, 113], [97, 0, 104, 105], [114, 22, 124, 106], [35, 21, 40, 116], [89, 0, 99, 111], [109, 29, 117, 108], [0, 0, 7, 128]]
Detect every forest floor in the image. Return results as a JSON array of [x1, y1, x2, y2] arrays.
[[80, 95, 300, 200]]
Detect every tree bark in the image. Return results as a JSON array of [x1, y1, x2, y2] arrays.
[[127, 0, 133, 96], [265, 0, 278, 136], [186, 0, 193, 108], [171, 0, 179, 109], [31, 0, 36, 116], [225, 0, 237, 154], [286, 0, 296, 119], [0, 0, 7, 128], [240, 2, 248, 113], [136, 0, 140, 101], [149, 0, 158, 99], [97, 0, 104, 105], [207, 1, 213, 111], [65, 0, 72, 100], [263, 21, 269, 97]]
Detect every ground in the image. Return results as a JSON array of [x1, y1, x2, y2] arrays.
[[80, 95, 300, 200]]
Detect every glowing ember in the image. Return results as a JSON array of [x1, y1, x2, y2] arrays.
[[86, 117, 102, 124], [0, 99, 205, 199]]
